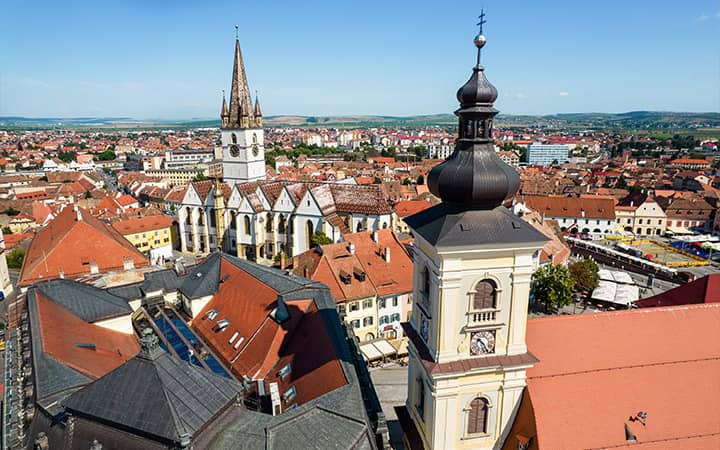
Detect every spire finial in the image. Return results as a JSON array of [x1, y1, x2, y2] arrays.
[[222, 89, 225, 99], [474, 10, 488, 66], [477, 9, 487, 35], [235, 25, 239, 40]]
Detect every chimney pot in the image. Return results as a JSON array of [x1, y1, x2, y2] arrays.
[[348, 243, 355, 255], [384, 247, 391, 263]]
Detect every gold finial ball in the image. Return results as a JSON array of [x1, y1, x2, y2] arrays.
[[474, 34, 487, 49]]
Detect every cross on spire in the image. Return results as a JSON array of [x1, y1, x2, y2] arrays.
[[477, 9, 487, 35], [235, 25, 239, 40]]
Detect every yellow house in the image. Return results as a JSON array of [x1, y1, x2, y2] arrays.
[[112, 215, 174, 263]]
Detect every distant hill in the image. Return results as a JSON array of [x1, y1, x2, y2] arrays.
[[1, 111, 718, 132]]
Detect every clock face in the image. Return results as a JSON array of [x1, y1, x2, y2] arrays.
[[470, 330, 495, 355], [229, 145, 240, 157], [252, 144, 259, 157]]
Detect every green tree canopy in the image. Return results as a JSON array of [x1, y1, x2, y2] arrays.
[[568, 259, 600, 292], [94, 150, 117, 161], [6, 249, 25, 269], [309, 231, 332, 248], [532, 264, 575, 311]]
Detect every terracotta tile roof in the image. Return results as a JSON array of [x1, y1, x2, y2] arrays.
[[111, 215, 173, 235], [19, 206, 149, 286], [394, 200, 433, 217], [330, 184, 392, 215], [523, 195, 616, 219], [36, 292, 138, 379], [522, 304, 720, 449], [191, 258, 347, 407], [115, 194, 138, 207]]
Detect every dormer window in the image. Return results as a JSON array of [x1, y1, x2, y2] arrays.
[[206, 309, 218, 320], [353, 267, 366, 282], [278, 363, 292, 380], [339, 270, 352, 285]]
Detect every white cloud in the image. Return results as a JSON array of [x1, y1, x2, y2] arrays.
[[559, 91, 570, 97]]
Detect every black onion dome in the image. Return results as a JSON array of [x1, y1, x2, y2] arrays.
[[428, 31, 520, 209]]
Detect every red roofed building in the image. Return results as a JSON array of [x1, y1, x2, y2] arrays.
[[18, 205, 149, 287], [188, 254, 350, 410], [111, 215, 174, 262], [501, 304, 720, 449], [394, 200, 433, 234], [292, 229, 413, 341]]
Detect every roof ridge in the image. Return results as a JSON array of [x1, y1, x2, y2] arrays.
[[529, 302, 720, 324], [530, 355, 720, 380]]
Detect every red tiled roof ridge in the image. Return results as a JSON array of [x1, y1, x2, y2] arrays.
[[528, 301, 720, 324]]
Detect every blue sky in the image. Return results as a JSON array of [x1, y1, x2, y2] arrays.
[[1, 0, 719, 118]]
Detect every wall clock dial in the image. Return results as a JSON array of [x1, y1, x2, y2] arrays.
[[230, 145, 240, 157], [470, 330, 495, 355]]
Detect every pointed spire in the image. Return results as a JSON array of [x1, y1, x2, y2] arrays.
[[253, 91, 262, 117], [221, 90, 229, 127], [226, 26, 254, 128]]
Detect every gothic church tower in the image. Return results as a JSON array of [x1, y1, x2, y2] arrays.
[[399, 19, 548, 450], [220, 29, 265, 185]]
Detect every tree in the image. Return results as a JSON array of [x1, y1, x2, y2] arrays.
[[6, 249, 25, 269], [568, 259, 599, 292], [193, 173, 208, 182], [2, 226, 12, 235], [94, 150, 116, 161], [309, 231, 332, 248], [57, 150, 77, 163], [532, 264, 575, 311], [417, 175, 425, 185], [3, 207, 20, 216]]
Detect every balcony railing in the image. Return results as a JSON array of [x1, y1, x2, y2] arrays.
[[469, 310, 497, 324]]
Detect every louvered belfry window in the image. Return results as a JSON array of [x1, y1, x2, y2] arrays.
[[473, 280, 497, 310], [467, 397, 489, 434]]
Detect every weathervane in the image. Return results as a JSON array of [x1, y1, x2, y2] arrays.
[[477, 9, 487, 35]]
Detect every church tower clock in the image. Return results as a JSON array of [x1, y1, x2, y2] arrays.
[[400, 15, 548, 450], [220, 27, 265, 186]]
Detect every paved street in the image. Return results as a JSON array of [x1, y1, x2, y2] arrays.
[[369, 364, 408, 449]]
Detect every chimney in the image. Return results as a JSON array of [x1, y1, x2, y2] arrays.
[[75, 205, 82, 221], [372, 231, 378, 243], [384, 247, 391, 263], [630, 200, 634, 207], [89, 260, 99, 274], [123, 256, 134, 271], [348, 243, 355, 255]]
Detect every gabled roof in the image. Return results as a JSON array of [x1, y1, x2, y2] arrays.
[[34, 278, 132, 322], [179, 252, 222, 299], [111, 215, 173, 235], [190, 254, 349, 408], [27, 290, 138, 415], [19, 206, 149, 286], [63, 339, 242, 443]]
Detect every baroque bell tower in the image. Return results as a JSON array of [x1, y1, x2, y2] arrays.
[[399, 15, 548, 450], [220, 26, 265, 186]]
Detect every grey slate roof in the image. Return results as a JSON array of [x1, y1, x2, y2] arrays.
[[27, 291, 92, 415], [142, 268, 183, 293], [207, 386, 373, 450], [179, 252, 222, 299], [405, 204, 548, 248], [63, 348, 243, 444], [34, 279, 132, 322]]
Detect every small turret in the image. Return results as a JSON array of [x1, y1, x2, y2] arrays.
[[221, 91, 229, 128], [253, 92, 263, 127]]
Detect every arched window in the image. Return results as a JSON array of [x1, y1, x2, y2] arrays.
[[278, 214, 286, 233], [244, 216, 251, 235], [467, 397, 489, 435], [306, 220, 314, 248], [231, 133, 238, 144], [473, 280, 497, 310]]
